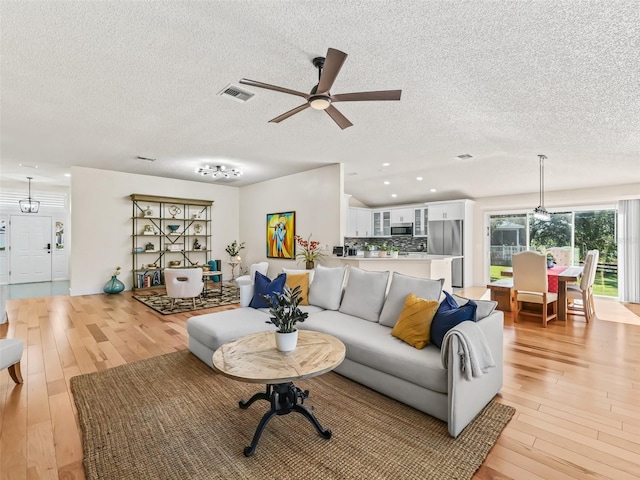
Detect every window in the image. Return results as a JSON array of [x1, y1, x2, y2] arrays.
[[488, 208, 617, 297]]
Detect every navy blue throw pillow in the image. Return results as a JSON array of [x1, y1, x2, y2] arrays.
[[436, 290, 459, 315], [249, 272, 286, 309], [430, 300, 477, 349]]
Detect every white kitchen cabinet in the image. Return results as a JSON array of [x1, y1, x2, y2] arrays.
[[348, 207, 372, 237], [390, 208, 413, 224], [372, 210, 391, 236], [428, 202, 464, 220], [413, 207, 429, 236]]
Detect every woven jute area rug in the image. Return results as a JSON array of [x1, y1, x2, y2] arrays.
[[133, 284, 238, 314], [70, 350, 514, 480]]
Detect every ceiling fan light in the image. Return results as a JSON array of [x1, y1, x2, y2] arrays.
[[309, 95, 331, 110], [533, 206, 550, 222]]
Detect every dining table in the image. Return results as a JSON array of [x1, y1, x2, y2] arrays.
[[501, 265, 584, 321]]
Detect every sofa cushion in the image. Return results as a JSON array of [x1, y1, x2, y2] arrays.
[[338, 267, 389, 322], [285, 273, 310, 305], [248, 272, 286, 309], [391, 294, 439, 349], [430, 300, 478, 349], [453, 293, 497, 320], [300, 310, 447, 393], [308, 265, 347, 311], [187, 308, 273, 352], [282, 268, 315, 284], [379, 273, 444, 327]]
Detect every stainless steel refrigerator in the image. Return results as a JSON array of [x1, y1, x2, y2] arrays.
[[428, 220, 463, 288]]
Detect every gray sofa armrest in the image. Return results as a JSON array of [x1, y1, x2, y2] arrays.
[[447, 310, 504, 437]]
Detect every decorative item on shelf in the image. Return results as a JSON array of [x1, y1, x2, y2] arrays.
[[147, 263, 157, 269], [168, 205, 182, 218], [145, 242, 155, 251], [142, 206, 153, 217], [261, 285, 309, 352], [143, 225, 156, 235], [103, 267, 125, 294], [193, 223, 203, 234], [167, 224, 180, 234], [192, 213, 200, 219], [133, 247, 144, 253], [169, 260, 181, 267], [193, 238, 201, 250], [295, 233, 325, 269], [225, 240, 245, 262], [166, 243, 183, 252]]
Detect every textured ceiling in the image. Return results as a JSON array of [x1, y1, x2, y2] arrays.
[[1, 0, 638, 207]]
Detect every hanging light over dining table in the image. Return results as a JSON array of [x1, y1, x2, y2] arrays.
[[533, 154, 550, 221]]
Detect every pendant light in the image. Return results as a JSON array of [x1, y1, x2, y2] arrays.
[[532, 154, 550, 221], [19, 176, 40, 213]]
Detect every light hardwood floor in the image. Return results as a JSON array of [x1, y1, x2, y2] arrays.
[[1, 289, 639, 479]]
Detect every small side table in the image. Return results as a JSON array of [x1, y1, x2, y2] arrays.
[[226, 261, 240, 284]]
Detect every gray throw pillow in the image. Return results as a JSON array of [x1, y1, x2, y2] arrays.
[[378, 273, 444, 327], [338, 267, 390, 322], [308, 265, 347, 310], [452, 294, 497, 320]]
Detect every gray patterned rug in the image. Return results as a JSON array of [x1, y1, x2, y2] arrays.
[[133, 284, 239, 314]]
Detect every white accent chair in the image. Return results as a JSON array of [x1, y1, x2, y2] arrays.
[[0, 338, 24, 384], [567, 250, 599, 322], [164, 268, 204, 310], [513, 251, 558, 327], [235, 262, 269, 289]]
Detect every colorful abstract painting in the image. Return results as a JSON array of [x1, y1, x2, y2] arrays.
[[266, 211, 295, 259]]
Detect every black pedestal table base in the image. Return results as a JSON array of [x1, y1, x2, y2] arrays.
[[239, 382, 332, 456]]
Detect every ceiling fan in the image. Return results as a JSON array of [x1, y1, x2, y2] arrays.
[[239, 48, 402, 130]]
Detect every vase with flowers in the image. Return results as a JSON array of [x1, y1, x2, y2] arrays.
[[225, 240, 245, 262], [103, 266, 125, 294], [294, 233, 325, 269]]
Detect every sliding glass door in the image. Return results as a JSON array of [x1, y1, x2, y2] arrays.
[[488, 208, 617, 296]]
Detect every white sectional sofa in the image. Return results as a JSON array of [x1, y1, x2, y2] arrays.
[[187, 265, 504, 437]]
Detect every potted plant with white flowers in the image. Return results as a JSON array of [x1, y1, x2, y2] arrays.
[[261, 285, 309, 352]]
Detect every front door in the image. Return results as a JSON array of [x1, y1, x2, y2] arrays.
[[9, 215, 52, 284]]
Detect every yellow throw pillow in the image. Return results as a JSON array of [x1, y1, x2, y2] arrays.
[[285, 273, 310, 306], [391, 293, 440, 349]]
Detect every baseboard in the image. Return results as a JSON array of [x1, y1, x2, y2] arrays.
[[69, 286, 111, 296]]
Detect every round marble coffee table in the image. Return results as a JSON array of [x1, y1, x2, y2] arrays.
[[213, 330, 345, 456]]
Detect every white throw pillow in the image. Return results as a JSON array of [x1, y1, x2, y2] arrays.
[[308, 265, 347, 310], [378, 272, 444, 327], [339, 267, 390, 322], [452, 293, 497, 320], [282, 268, 315, 284]]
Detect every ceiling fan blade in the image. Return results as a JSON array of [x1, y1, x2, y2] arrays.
[[239, 79, 309, 99], [269, 103, 310, 123], [316, 48, 348, 93], [325, 105, 353, 130], [331, 90, 402, 102]]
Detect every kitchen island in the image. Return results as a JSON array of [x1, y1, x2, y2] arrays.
[[331, 254, 460, 292]]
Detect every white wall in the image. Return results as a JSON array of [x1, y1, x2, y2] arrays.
[[238, 164, 344, 277], [70, 167, 240, 295], [471, 182, 640, 286]]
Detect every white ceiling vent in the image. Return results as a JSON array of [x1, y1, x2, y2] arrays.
[[218, 84, 254, 103]]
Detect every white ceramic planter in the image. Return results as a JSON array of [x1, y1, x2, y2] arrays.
[[389, 251, 398, 258], [275, 330, 298, 352]]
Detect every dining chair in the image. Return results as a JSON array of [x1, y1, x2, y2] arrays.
[[164, 268, 204, 310], [567, 249, 599, 322], [512, 251, 558, 327]]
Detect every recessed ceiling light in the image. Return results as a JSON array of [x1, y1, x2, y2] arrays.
[[430, 188, 437, 192], [416, 177, 423, 181], [455, 154, 473, 160], [64, 173, 71, 177], [391, 194, 397, 198], [383, 181, 390, 185], [382, 163, 390, 167]]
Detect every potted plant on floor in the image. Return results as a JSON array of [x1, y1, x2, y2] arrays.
[[261, 285, 309, 352]]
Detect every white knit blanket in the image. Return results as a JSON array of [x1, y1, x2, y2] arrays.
[[441, 321, 496, 381]]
